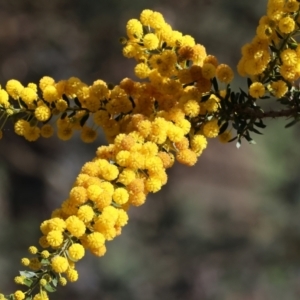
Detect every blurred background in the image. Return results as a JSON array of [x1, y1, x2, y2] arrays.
[[1, 0, 300, 299]]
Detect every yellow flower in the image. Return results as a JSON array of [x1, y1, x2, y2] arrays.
[[134, 63, 151, 79], [270, 80, 288, 98], [14, 290, 25, 300], [249, 82, 265, 98], [143, 33, 159, 50], [202, 119, 219, 138], [126, 19, 143, 39], [51, 256, 69, 273], [34, 105, 51, 121], [40, 124, 54, 138], [65, 216, 86, 238], [68, 243, 85, 261], [176, 149, 198, 166], [46, 230, 64, 247], [113, 188, 129, 205], [216, 64, 234, 83], [66, 268, 79, 282], [278, 16, 295, 34], [6, 79, 24, 99], [77, 205, 94, 222], [80, 126, 97, 143]]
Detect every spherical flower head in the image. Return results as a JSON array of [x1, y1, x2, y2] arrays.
[[51, 256, 69, 273], [117, 168, 136, 185], [39, 76, 55, 91], [81, 161, 99, 177], [65, 215, 86, 238], [86, 232, 105, 249], [24, 126, 40, 142], [14, 119, 30, 136], [56, 99, 68, 112], [90, 79, 110, 99], [129, 191, 146, 206], [6, 79, 24, 99], [183, 99, 200, 117], [20, 87, 37, 105], [202, 119, 219, 138], [43, 85, 59, 102], [145, 176, 162, 193], [280, 49, 297, 66], [176, 149, 198, 166], [181, 34, 195, 47], [77, 205, 94, 222], [113, 187, 129, 205], [47, 217, 66, 232], [216, 64, 234, 84], [57, 126, 73, 141], [0, 89, 9, 108], [280, 64, 297, 81], [278, 16, 295, 34], [41, 124, 54, 138], [14, 290, 25, 300], [41, 250, 50, 258], [115, 209, 129, 227], [46, 230, 64, 247], [68, 243, 85, 261], [140, 9, 153, 25], [192, 44, 207, 66], [204, 95, 219, 112], [249, 82, 265, 98], [39, 278, 47, 286], [126, 19, 143, 39], [191, 134, 207, 155], [148, 11, 165, 30], [202, 62, 216, 79], [285, 0, 299, 12], [21, 257, 30, 266], [28, 246, 38, 254], [134, 62, 151, 79], [34, 105, 51, 121], [270, 80, 288, 98], [143, 33, 159, 50], [99, 162, 119, 181], [65, 268, 78, 282], [80, 126, 97, 143]]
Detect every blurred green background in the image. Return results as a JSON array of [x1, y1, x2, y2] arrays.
[[1, 0, 300, 299]]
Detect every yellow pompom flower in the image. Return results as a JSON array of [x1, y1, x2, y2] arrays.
[[126, 19, 143, 39], [191, 134, 207, 155], [14, 276, 25, 284], [143, 33, 159, 50], [202, 62, 216, 79], [40, 124, 54, 138], [66, 268, 79, 282], [69, 186, 88, 205], [176, 149, 198, 166], [86, 232, 105, 249], [56, 99, 68, 112], [202, 119, 219, 138], [80, 126, 97, 143], [115, 209, 129, 227], [204, 95, 219, 112], [28, 246, 38, 254], [270, 80, 288, 98], [113, 188, 129, 205], [43, 85, 59, 102], [77, 205, 94, 222], [20, 87, 37, 105], [47, 217, 66, 232], [140, 9, 153, 26], [46, 230, 64, 247], [6, 79, 24, 99], [278, 16, 295, 34], [280, 49, 297, 66], [117, 168, 136, 185], [21, 258, 30, 266], [280, 64, 297, 81], [134, 63, 151, 79], [33, 291, 49, 300], [68, 243, 85, 261], [41, 250, 50, 258], [145, 176, 162, 193], [51, 256, 69, 273], [24, 126, 40, 142], [216, 64, 234, 83], [65, 216, 86, 238], [14, 120, 30, 136], [34, 105, 51, 121], [39, 76, 55, 90], [14, 290, 25, 300], [59, 277, 67, 286], [249, 82, 265, 98], [0, 89, 9, 108], [183, 99, 200, 117]]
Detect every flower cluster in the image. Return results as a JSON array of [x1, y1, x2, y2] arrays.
[[4, 1, 300, 299], [238, 0, 300, 99]]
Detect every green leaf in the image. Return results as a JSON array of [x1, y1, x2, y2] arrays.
[[19, 270, 38, 278], [74, 96, 82, 107], [23, 278, 33, 287], [52, 277, 58, 287], [43, 283, 57, 293], [247, 78, 252, 88]]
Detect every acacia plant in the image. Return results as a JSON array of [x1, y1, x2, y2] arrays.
[[1, 0, 300, 299]]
